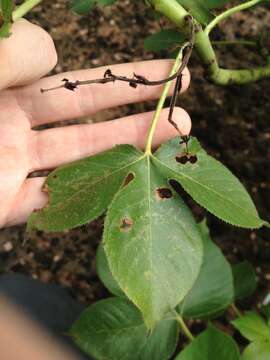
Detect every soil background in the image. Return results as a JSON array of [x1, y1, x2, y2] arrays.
[[0, 0, 269, 340]]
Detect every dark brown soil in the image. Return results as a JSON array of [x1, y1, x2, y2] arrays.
[[0, 0, 269, 332]]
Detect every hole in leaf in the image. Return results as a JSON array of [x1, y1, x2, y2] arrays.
[[156, 188, 173, 199], [123, 172, 135, 187], [120, 218, 133, 232], [176, 155, 189, 164], [169, 179, 183, 197]]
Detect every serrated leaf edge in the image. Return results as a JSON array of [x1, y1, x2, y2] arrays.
[[152, 154, 266, 229]]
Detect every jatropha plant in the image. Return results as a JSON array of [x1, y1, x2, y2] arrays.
[[1, 0, 270, 359]]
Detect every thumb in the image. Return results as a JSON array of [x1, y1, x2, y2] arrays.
[[0, 19, 58, 90]]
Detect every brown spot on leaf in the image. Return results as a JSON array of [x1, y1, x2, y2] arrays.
[[156, 188, 173, 200], [123, 172, 135, 187], [120, 218, 133, 232], [175, 154, 198, 164], [176, 155, 189, 164], [189, 155, 198, 164]]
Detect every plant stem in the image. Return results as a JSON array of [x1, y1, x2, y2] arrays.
[[145, 44, 187, 154], [12, 0, 42, 21], [148, 0, 270, 85], [211, 63, 270, 85], [148, 0, 220, 81], [174, 311, 194, 341], [148, 0, 190, 28], [205, 0, 266, 36], [231, 303, 243, 318]]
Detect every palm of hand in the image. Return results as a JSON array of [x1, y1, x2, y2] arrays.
[[0, 91, 32, 227]]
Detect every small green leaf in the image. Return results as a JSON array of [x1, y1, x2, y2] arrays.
[[104, 156, 203, 328], [242, 340, 270, 360], [175, 325, 240, 360], [176, 0, 214, 24], [144, 29, 185, 52], [96, 244, 125, 297], [232, 261, 257, 301], [70, 0, 116, 15], [70, 297, 179, 360], [154, 137, 266, 229], [28, 145, 143, 232], [71, 0, 95, 14], [232, 312, 270, 342], [179, 220, 233, 319]]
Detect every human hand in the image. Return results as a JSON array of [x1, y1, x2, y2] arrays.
[[0, 19, 191, 228]]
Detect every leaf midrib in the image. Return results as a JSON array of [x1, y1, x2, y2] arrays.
[[146, 155, 153, 321]]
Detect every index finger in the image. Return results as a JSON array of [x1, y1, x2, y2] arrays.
[[15, 60, 190, 127]]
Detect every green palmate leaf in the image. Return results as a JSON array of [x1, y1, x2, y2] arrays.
[[96, 244, 124, 297], [28, 144, 203, 328], [70, 0, 116, 14], [70, 297, 179, 360], [232, 312, 270, 342], [176, 0, 214, 24], [242, 341, 270, 360], [178, 220, 233, 319], [28, 145, 143, 232], [233, 261, 257, 301], [175, 325, 240, 360], [144, 29, 185, 52], [104, 155, 203, 328], [154, 137, 265, 229]]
